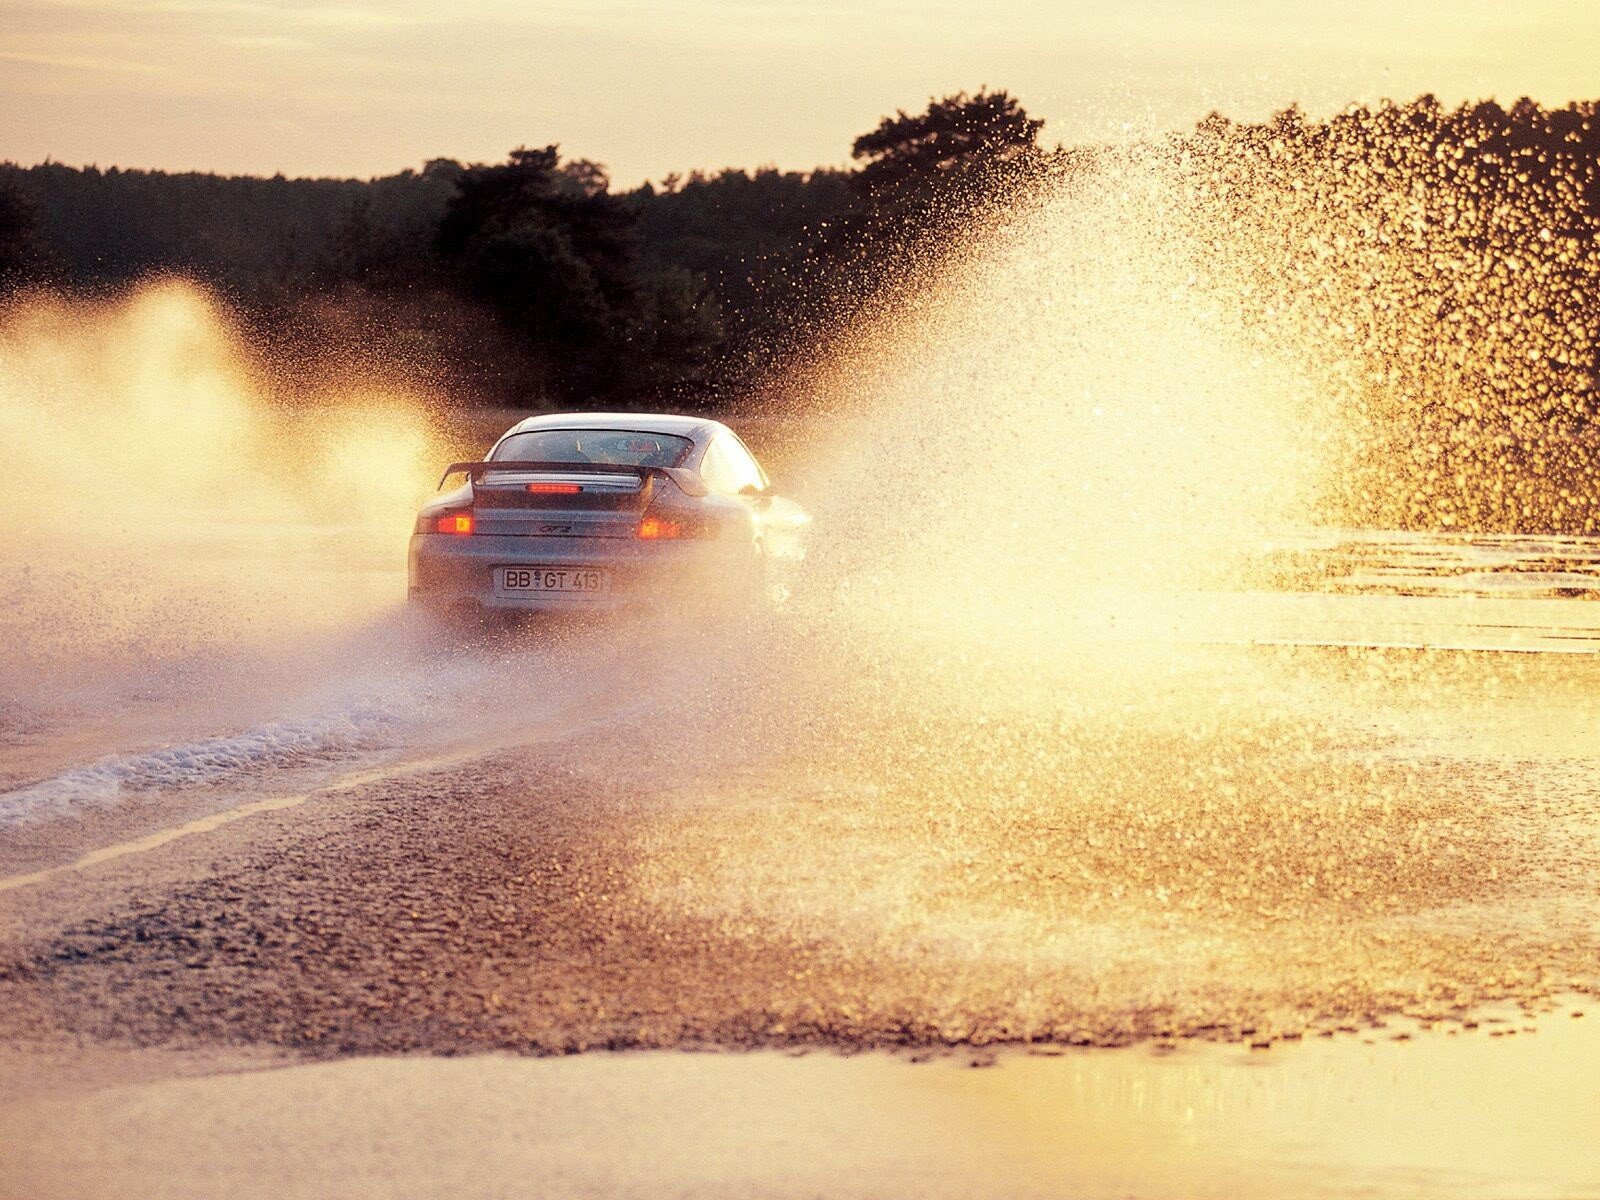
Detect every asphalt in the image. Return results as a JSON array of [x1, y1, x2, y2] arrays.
[[2, 616, 1600, 1199], [4, 629, 1600, 1065]]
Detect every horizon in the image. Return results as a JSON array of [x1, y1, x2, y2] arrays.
[[4, 87, 1599, 190], [3, 0, 1598, 188]]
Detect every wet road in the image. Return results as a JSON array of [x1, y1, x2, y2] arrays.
[[3, 533, 1600, 1198], [5, 1009, 1600, 1200], [6, 619, 1600, 1054]]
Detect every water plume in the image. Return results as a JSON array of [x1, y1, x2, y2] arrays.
[[8, 108, 1600, 1054], [0, 281, 444, 705], [1180, 101, 1600, 534], [792, 143, 1336, 667], [602, 118, 1600, 1047]]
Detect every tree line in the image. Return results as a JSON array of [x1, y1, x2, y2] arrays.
[[0, 91, 1062, 407], [0, 91, 1596, 459]]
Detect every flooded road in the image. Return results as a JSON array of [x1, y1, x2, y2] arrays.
[[4, 277, 1600, 1197], [2, 521, 1600, 1197], [6, 1005, 1600, 1200]]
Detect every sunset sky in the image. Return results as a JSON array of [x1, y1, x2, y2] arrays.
[[2, 0, 1597, 186]]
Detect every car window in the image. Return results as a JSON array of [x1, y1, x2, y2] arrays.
[[492, 429, 693, 468], [698, 438, 739, 494], [700, 434, 765, 495], [722, 434, 767, 493]]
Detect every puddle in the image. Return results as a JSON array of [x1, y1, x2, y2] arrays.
[[3, 1002, 1596, 1199]]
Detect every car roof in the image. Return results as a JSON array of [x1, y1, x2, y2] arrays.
[[499, 412, 727, 444]]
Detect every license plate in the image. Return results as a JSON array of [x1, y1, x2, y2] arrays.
[[501, 566, 609, 594]]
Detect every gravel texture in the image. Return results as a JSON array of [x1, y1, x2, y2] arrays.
[[6, 637, 1600, 1059]]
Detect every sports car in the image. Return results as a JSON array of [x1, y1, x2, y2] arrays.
[[408, 412, 805, 617]]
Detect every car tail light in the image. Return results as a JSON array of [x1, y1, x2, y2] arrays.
[[436, 512, 474, 535], [637, 511, 718, 539], [637, 515, 683, 539], [528, 482, 581, 494]]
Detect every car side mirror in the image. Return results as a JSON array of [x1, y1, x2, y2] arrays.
[[738, 484, 768, 501]]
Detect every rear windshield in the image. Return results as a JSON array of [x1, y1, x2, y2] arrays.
[[491, 429, 694, 469]]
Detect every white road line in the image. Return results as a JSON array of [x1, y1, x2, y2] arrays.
[[0, 744, 499, 896]]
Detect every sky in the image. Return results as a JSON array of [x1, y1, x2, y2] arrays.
[[2, 0, 1597, 186]]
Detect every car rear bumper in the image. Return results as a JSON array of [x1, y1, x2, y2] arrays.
[[407, 532, 755, 614]]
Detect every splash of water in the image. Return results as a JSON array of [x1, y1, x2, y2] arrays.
[[789, 144, 1335, 672], [6, 115, 1600, 1054], [0, 281, 444, 705], [600, 127, 1600, 1045]]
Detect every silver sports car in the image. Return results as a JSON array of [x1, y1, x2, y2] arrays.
[[409, 412, 805, 617]]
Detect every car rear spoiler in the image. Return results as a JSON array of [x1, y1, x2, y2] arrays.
[[438, 460, 709, 497]]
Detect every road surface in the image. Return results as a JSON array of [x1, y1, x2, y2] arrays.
[[3, 532, 1600, 1198]]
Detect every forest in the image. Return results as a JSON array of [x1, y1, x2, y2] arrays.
[[1, 89, 1598, 530]]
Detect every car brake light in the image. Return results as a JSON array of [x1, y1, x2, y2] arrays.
[[528, 482, 581, 494], [437, 512, 474, 535]]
